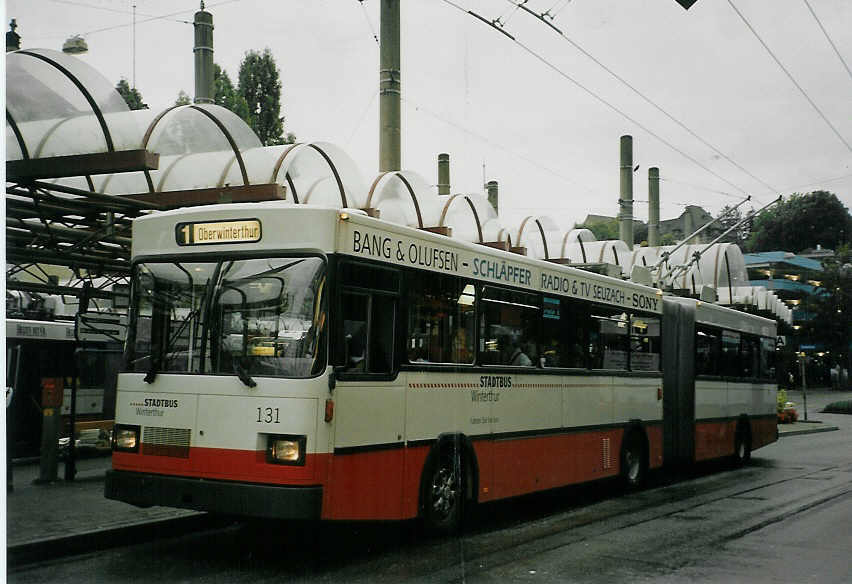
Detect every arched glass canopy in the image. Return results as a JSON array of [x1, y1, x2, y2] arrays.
[[6, 48, 140, 159], [365, 170, 442, 228], [439, 193, 494, 243], [513, 216, 561, 260]]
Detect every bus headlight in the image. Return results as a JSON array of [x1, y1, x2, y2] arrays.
[[113, 425, 140, 453], [266, 434, 306, 466]]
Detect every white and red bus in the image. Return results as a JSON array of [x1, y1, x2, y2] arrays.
[[105, 203, 777, 531]]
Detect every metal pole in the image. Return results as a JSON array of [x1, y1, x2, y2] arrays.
[[379, 0, 401, 171], [648, 167, 660, 246], [800, 354, 808, 421], [193, 2, 214, 104], [619, 135, 634, 250]]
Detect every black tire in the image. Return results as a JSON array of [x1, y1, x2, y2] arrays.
[[732, 421, 752, 466], [621, 430, 648, 489], [422, 445, 464, 534]]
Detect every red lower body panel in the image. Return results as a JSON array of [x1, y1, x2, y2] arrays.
[[694, 415, 777, 462], [114, 423, 667, 521]]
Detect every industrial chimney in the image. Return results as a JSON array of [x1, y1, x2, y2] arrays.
[[438, 153, 450, 195], [486, 180, 499, 214], [619, 135, 634, 250], [193, 2, 214, 104], [379, 0, 401, 171], [648, 167, 660, 246]]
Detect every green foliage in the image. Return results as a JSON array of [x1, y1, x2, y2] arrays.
[[713, 203, 752, 246], [660, 233, 677, 246], [576, 219, 619, 242], [808, 243, 851, 372], [823, 400, 852, 414], [777, 388, 788, 413], [174, 90, 192, 106], [237, 48, 289, 146], [746, 191, 852, 253], [115, 78, 147, 110], [214, 63, 250, 121]]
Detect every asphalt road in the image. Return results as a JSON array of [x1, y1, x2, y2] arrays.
[[9, 407, 851, 583]]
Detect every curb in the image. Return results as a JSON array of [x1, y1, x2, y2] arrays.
[[778, 424, 839, 438], [7, 513, 227, 568]]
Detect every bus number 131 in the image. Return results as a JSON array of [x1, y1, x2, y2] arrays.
[[256, 407, 280, 424]]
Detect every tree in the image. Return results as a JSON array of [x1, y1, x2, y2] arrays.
[[746, 191, 852, 253], [809, 244, 852, 379], [213, 63, 250, 121], [237, 48, 292, 146], [576, 219, 619, 242], [713, 204, 753, 247], [115, 78, 147, 110], [175, 90, 192, 106]]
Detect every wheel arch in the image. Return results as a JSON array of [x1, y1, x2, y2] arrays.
[[418, 432, 479, 517]]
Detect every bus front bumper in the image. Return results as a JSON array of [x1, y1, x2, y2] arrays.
[[105, 470, 323, 519]]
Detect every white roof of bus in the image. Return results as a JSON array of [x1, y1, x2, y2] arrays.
[[666, 295, 776, 337], [132, 203, 666, 315]]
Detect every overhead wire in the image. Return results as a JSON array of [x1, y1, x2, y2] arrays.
[[777, 172, 852, 193], [29, 0, 242, 41], [727, 0, 852, 154], [543, 0, 572, 21], [356, 0, 380, 45], [802, 0, 852, 83], [345, 90, 379, 147], [439, 0, 760, 203], [47, 0, 191, 24], [400, 96, 603, 196], [503, 0, 779, 196], [659, 178, 750, 201]]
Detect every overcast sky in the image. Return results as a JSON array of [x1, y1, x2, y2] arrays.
[[6, 0, 852, 235]]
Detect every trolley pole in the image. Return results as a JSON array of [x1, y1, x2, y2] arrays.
[[648, 167, 660, 246], [379, 0, 401, 172], [619, 135, 634, 250]]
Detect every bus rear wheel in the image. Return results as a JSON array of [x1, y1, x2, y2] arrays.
[[422, 447, 464, 534], [732, 421, 752, 466], [621, 430, 648, 489]]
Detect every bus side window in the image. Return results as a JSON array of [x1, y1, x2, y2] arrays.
[[340, 291, 396, 375], [342, 293, 368, 371], [369, 295, 395, 374], [720, 330, 741, 377]]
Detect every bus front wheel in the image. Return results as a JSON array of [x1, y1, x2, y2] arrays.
[[422, 446, 464, 534]]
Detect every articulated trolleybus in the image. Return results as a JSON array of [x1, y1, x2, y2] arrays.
[[106, 203, 778, 531]]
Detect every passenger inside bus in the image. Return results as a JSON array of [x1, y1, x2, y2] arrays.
[[344, 320, 367, 371], [507, 343, 532, 366]]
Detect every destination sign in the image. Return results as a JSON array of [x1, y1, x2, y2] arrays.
[[340, 222, 662, 314], [175, 219, 261, 246]]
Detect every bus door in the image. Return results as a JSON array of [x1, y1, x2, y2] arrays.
[[662, 298, 695, 466], [329, 260, 405, 519]]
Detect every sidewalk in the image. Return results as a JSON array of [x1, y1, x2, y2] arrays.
[[6, 390, 851, 566], [5, 454, 213, 566], [776, 387, 852, 437]]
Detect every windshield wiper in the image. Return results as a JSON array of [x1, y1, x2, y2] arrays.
[[144, 362, 158, 384], [233, 357, 257, 388]]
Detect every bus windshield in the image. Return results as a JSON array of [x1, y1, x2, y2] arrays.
[[127, 256, 326, 378]]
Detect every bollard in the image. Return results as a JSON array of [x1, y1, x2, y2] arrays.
[[35, 377, 63, 484]]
